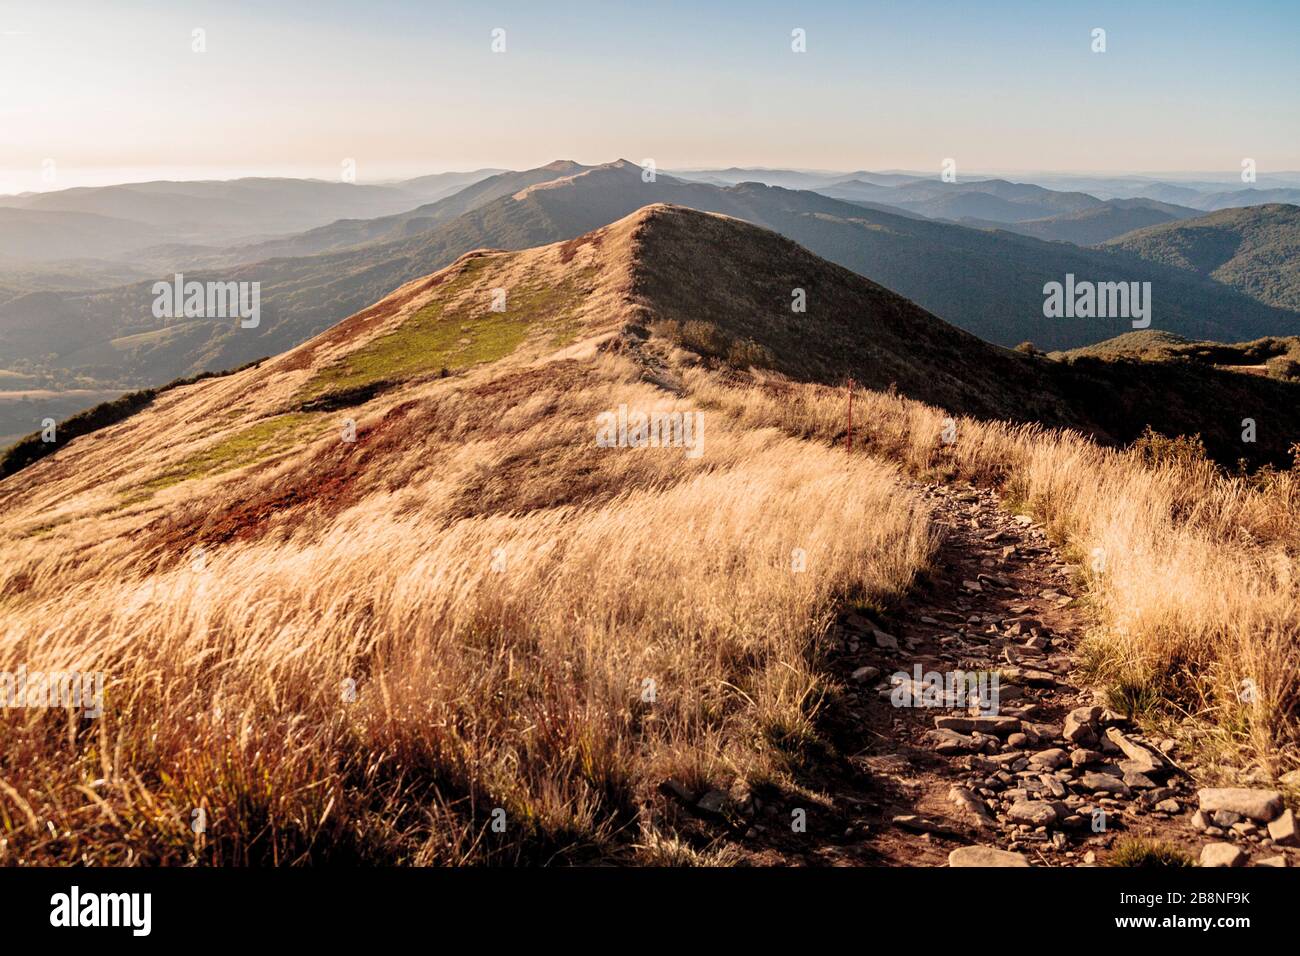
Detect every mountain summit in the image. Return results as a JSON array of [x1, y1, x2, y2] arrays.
[[6, 204, 1300, 513], [7, 162, 1297, 433]]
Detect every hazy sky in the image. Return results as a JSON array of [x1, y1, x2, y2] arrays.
[[1, 0, 1297, 191]]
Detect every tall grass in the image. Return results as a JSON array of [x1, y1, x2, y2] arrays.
[[0, 362, 934, 864], [6, 325, 1296, 866], [689, 368, 1300, 774]]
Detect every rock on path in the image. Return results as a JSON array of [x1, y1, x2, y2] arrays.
[[710, 481, 1297, 869], [820, 482, 1295, 867]]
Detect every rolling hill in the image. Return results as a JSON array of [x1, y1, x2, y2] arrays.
[[1103, 204, 1300, 311], [0, 208, 165, 261], [666, 167, 905, 189], [1193, 187, 1300, 211], [621, 207, 1300, 466], [200, 162, 594, 262], [386, 168, 507, 202], [815, 178, 1104, 222], [4, 205, 1299, 868], [4, 162, 1299, 444], [9, 205, 1299, 476], [1052, 328, 1300, 378], [683, 169, 1300, 219], [0, 171, 506, 270], [959, 198, 1201, 246], [1, 204, 949, 864], [0, 177, 442, 246]]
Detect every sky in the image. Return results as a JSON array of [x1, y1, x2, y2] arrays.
[[0, 0, 1297, 192]]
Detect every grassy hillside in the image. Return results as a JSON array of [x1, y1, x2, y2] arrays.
[[2, 206, 1297, 865], [1105, 204, 1300, 311], [627, 208, 1300, 467], [0, 207, 938, 864], [1055, 329, 1300, 368], [7, 162, 1298, 427], [12, 204, 1300, 466]]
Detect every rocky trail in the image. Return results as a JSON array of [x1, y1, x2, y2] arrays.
[[670, 481, 1298, 867]]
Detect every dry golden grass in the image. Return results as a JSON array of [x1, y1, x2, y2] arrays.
[[3, 205, 1297, 865], [687, 367, 1300, 776], [0, 345, 934, 865]]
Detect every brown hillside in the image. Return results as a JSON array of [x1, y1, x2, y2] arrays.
[[2, 205, 1297, 868]]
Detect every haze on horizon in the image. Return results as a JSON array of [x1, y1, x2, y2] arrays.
[[1, 0, 1298, 193]]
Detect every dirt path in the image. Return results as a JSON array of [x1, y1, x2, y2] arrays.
[[686, 481, 1293, 867]]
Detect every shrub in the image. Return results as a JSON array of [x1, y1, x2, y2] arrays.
[[1129, 426, 1207, 469]]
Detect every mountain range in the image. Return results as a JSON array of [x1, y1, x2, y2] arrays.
[[7, 204, 1299, 480], [0, 170, 504, 263], [2, 160, 1299, 449], [1104, 204, 1300, 312]]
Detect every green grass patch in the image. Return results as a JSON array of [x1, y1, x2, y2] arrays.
[[139, 413, 321, 493], [299, 263, 593, 400]]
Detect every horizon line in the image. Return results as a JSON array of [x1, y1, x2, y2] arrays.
[[3, 161, 1300, 197]]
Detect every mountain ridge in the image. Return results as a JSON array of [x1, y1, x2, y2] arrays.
[[4, 163, 1299, 445], [9, 204, 1300, 483]]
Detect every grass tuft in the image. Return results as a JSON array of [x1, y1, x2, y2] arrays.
[[1108, 837, 1196, 868]]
